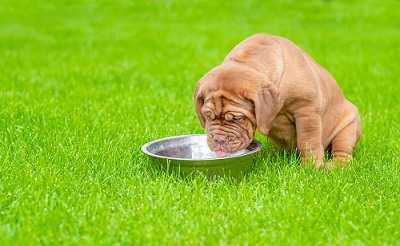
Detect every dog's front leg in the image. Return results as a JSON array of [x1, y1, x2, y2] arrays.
[[294, 112, 325, 167]]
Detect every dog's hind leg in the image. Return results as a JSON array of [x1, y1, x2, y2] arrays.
[[330, 115, 361, 164]]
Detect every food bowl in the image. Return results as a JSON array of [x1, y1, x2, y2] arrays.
[[141, 134, 262, 179]]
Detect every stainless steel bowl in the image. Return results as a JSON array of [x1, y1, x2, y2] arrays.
[[141, 134, 262, 179]]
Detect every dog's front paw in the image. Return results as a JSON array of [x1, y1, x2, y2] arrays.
[[315, 161, 334, 170]]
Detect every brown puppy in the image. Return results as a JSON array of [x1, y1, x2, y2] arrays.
[[194, 33, 361, 167]]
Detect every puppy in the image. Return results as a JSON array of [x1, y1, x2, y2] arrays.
[[194, 33, 361, 167]]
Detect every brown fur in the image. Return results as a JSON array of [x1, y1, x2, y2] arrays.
[[194, 33, 361, 167]]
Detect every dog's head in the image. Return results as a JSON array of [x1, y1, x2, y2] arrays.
[[194, 64, 280, 157]]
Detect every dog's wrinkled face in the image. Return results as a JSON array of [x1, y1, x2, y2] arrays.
[[201, 91, 257, 157], [195, 64, 279, 157]]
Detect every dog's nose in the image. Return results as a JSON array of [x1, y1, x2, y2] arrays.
[[213, 134, 226, 144]]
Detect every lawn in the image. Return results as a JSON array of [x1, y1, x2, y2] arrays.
[[1, 0, 399, 245]]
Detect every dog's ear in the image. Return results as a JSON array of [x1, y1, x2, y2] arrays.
[[194, 81, 206, 128], [249, 80, 280, 135]]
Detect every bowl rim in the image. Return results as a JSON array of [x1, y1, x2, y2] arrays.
[[141, 134, 262, 161]]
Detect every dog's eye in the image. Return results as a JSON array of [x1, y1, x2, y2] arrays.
[[203, 111, 214, 120], [225, 113, 245, 123], [234, 116, 245, 122]]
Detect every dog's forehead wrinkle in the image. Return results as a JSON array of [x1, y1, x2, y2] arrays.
[[203, 89, 255, 120], [203, 89, 217, 100]]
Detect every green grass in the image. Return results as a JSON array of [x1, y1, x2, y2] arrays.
[[1, 0, 400, 245]]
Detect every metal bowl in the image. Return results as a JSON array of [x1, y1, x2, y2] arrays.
[[141, 134, 262, 179]]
